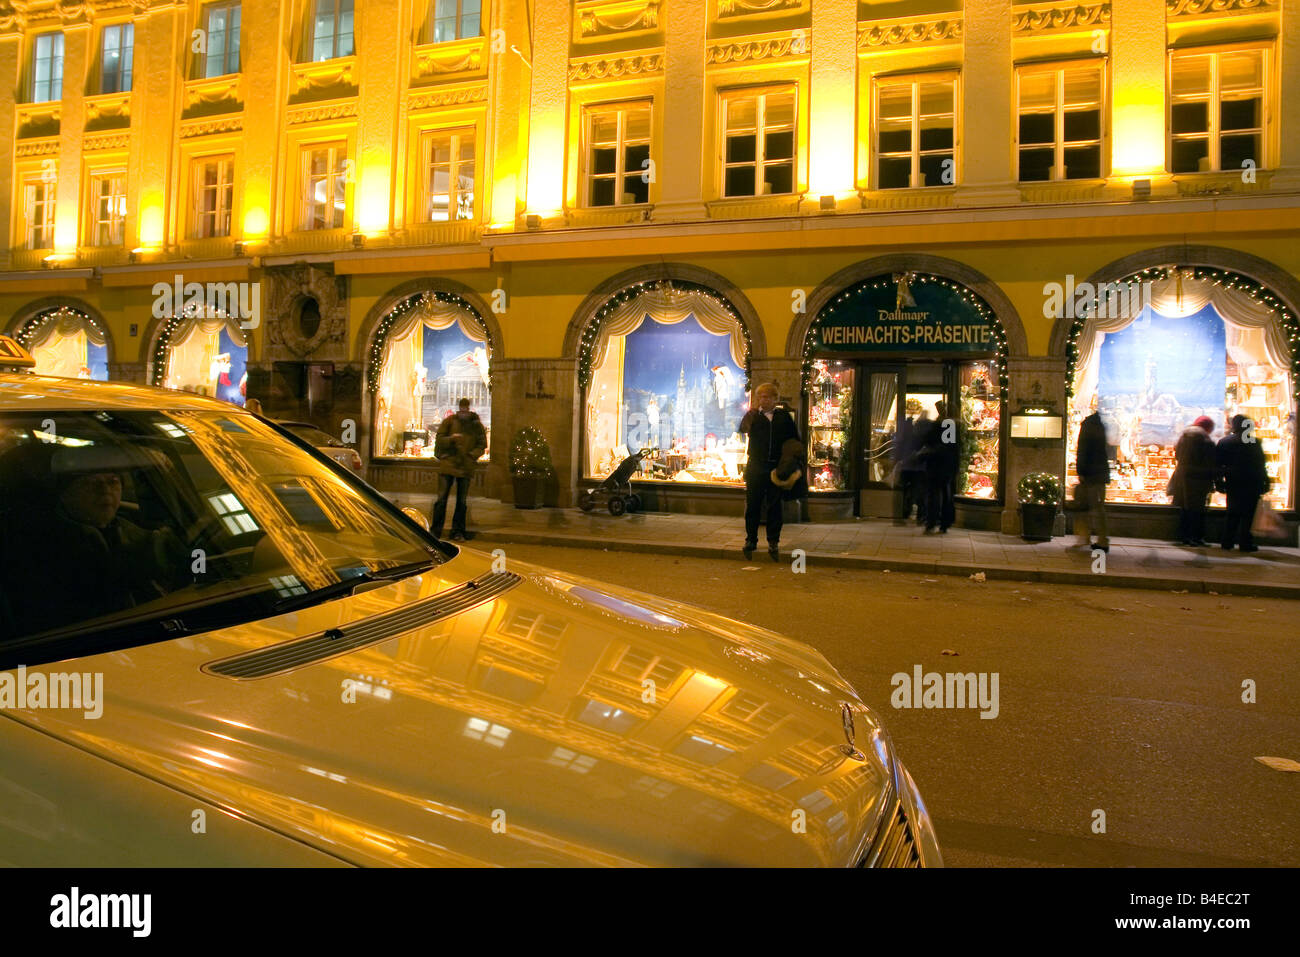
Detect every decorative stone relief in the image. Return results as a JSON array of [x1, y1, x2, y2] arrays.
[[1012, 3, 1110, 32], [858, 18, 963, 48], [263, 264, 349, 360]]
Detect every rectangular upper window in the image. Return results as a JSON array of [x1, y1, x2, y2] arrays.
[[427, 0, 481, 43], [31, 33, 64, 103], [1017, 62, 1104, 182], [874, 75, 956, 189], [420, 128, 476, 222], [301, 143, 348, 230], [584, 102, 651, 207], [721, 87, 795, 198], [202, 2, 241, 77], [89, 173, 127, 246], [23, 181, 56, 250], [191, 156, 235, 238], [100, 23, 134, 94], [1170, 48, 1265, 174], [310, 0, 355, 61]]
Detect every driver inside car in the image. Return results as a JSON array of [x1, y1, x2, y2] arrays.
[[1, 444, 190, 638]]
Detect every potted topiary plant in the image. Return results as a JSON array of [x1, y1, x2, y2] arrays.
[[1017, 471, 1063, 541], [509, 427, 554, 509]]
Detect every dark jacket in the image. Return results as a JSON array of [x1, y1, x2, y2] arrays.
[[739, 407, 800, 480], [1075, 412, 1109, 485], [1170, 426, 1217, 506], [1216, 432, 1270, 498], [919, 415, 959, 480], [769, 438, 808, 500], [435, 411, 488, 477]]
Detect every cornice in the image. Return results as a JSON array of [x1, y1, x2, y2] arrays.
[[858, 17, 963, 49], [1012, 3, 1111, 33], [568, 51, 664, 82], [706, 32, 809, 65]]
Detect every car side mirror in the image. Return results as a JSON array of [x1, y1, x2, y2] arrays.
[[400, 507, 429, 531]]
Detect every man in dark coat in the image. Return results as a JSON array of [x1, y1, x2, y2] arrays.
[[1072, 406, 1110, 551], [739, 382, 800, 561], [920, 401, 958, 533], [430, 398, 488, 542], [1170, 415, 1217, 546], [1216, 414, 1270, 552]]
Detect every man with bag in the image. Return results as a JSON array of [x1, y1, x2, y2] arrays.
[[430, 398, 487, 542], [1215, 414, 1270, 552]]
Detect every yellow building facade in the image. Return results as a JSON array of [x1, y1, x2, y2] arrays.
[[2, 0, 1297, 537]]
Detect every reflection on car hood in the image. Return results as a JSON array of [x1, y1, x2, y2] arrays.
[[8, 550, 891, 866]]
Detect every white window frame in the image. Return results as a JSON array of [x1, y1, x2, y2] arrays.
[[23, 180, 57, 249], [309, 0, 355, 62], [872, 73, 958, 190], [1168, 45, 1267, 174], [100, 22, 134, 94], [89, 173, 127, 246], [720, 86, 797, 198], [300, 143, 349, 230], [191, 156, 235, 239], [1015, 61, 1106, 182], [427, 0, 482, 44], [419, 128, 476, 222], [584, 101, 652, 208], [31, 32, 64, 103], [202, 1, 241, 78]]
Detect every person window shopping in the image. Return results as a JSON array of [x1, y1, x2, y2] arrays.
[[738, 383, 801, 562]]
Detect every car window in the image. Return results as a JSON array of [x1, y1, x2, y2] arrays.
[[0, 409, 441, 663], [284, 424, 341, 447]]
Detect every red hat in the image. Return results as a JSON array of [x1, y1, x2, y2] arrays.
[[1193, 415, 1214, 432]]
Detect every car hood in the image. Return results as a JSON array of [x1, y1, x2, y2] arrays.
[[5, 549, 891, 866]]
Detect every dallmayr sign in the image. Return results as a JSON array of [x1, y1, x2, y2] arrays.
[[814, 274, 994, 352]]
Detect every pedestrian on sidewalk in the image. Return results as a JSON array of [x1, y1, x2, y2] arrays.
[[895, 412, 928, 526], [1071, 406, 1110, 552], [1170, 415, 1217, 546], [429, 398, 487, 542], [739, 382, 800, 562], [920, 401, 957, 533], [1216, 414, 1269, 552]]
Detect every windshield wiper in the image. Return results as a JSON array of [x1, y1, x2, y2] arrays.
[[271, 558, 438, 613]]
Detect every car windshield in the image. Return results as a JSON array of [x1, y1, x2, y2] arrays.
[[0, 409, 441, 664]]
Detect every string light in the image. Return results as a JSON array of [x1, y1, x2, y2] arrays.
[[15, 306, 103, 349], [148, 299, 238, 387], [508, 425, 556, 476], [577, 279, 753, 391], [367, 291, 493, 395]]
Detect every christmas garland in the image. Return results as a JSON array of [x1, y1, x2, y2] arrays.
[[1063, 265, 1300, 405], [15, 305, 103, 350], [366, 290, 493, 395], [802, 273, 1011, 400], [148, 301, 239, 388], [577, 279, 753, 391]]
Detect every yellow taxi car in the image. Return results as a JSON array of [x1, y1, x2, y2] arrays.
[[0, 338, 940, 867]]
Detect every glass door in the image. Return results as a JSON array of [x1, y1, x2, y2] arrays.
[[861, 366, 902, 486]]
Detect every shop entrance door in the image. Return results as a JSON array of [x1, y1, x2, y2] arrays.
[[857, 362, 956, 518]]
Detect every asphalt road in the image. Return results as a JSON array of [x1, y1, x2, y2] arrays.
[[496, 542, 1300, 867]]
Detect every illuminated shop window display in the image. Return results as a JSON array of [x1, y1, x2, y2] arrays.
[[585, 289, 749, 485], [1067, 277, 1294, 509], [17, 307, 109, 381], [160, 316, 248, 406], [959, 359, 1001, 499], [808, 359, 853, 490], [373, 297, 490, 460]]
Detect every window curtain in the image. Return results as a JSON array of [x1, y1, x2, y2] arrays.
[[164, 315, 246, 395], [374, 298, 488, 456], [591, 286, 747, 372], [27, 314, 107, 379], [1071, 275, 1294, 412]]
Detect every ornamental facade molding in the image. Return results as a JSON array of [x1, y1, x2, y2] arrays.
[[717, 0, 804, 17], [179, 116, 243, 138], [858, 18, 963, 49], [84, 131, 130, 150], [406, 84, 489, 110], [1012, 3, 1110, 33], [568, 52, 664, 82], [706, 32, 809, 64], [15, 137, 59, 156], [575, 0, 659, 38], [285, 101, 359, 126], [0, 0, 27, 33], [1167, 0, 1276, 16]]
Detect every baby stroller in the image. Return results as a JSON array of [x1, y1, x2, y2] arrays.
[[579, 447, 658, 516]]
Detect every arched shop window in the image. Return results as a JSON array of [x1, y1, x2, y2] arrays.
[[370, 292, 491, 460], [581, 281, 751, 485], [1065, 268, 1297, 509], [151, 311, 249, 406], [14, 306, 110, 380]]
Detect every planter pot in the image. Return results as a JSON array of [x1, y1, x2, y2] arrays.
[[512, 474, 541, 509], [1020, 502, 1058, 541]]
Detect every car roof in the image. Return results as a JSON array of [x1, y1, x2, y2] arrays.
[[0, 372, 248, 414]]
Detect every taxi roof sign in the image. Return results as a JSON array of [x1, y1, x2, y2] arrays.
[[0, 335, 36, 372]]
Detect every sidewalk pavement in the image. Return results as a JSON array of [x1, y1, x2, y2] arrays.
[[384, 492, 1300, 599]]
